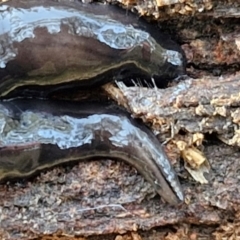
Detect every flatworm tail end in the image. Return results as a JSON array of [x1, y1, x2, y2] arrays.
[[0, 99, 183, 205]]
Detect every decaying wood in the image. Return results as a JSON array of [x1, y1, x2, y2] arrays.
[[2, 140, 240, 240], [1, 0, 240, 239], [104, 72, 240, 146], [120, 0, 239, 20]]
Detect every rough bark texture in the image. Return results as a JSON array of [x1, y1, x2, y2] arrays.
[[1, 0, 240, 239], [105, 73, 240, 145]]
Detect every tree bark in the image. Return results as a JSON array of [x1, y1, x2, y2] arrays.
[[1, 0, 240, 239]]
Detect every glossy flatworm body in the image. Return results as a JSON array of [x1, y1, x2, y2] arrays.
[[0, 0, 185, 204], [0, 0, 185, 97], [0, 99, 184, 204]]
